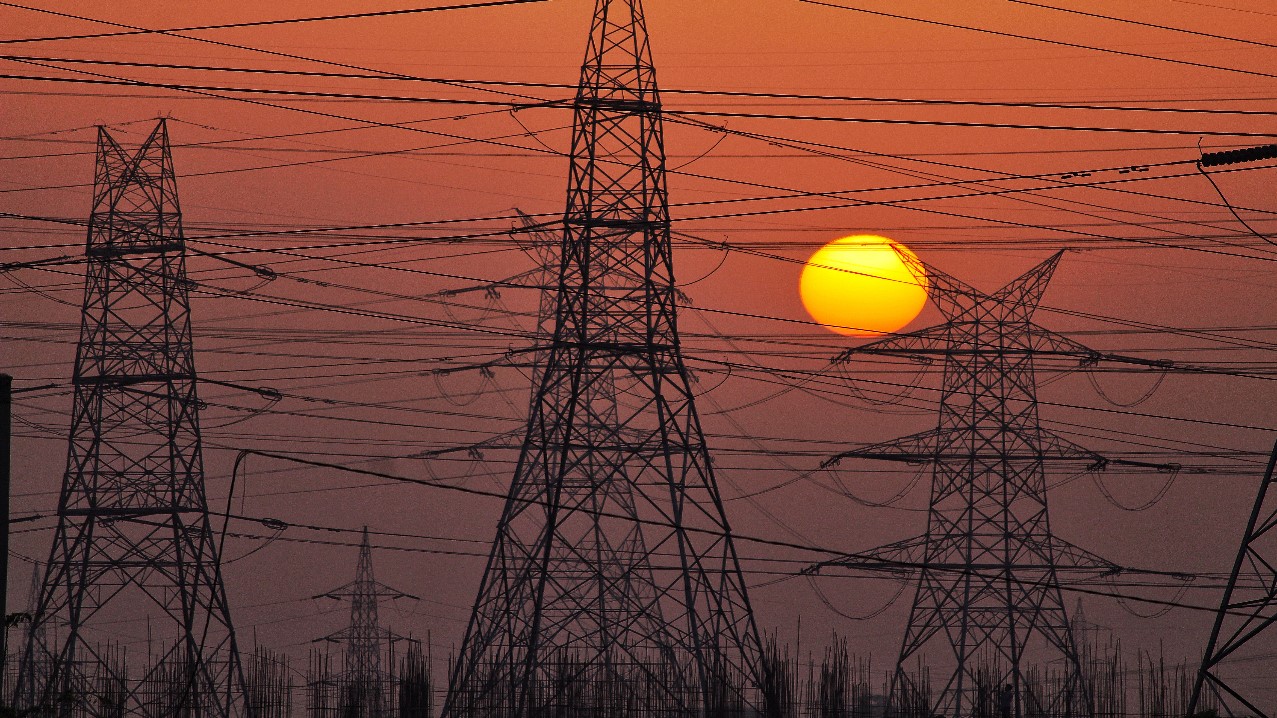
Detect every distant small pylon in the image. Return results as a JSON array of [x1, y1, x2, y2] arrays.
[[317, 527, 415, 718]]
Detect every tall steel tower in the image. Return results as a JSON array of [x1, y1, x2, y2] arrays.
[[443, 2, 765, 716], [15, 120, 247, 717], [813, 252, 1113, 718], [317, 527, 413, 718], [1189, 440, 1277, 718]]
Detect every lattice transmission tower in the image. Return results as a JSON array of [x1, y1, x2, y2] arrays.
[[317, 527, 415, 718], [443, 2, 765, 717], [15, 120, 247, 717], [810, 251, 1133, 718], [1189, 439, 1277, 718]]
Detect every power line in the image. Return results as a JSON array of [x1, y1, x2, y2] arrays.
[[29, 447, 1202, 624], [2, 54, 1273, 117], [799, 0, 1277, 81], [0, 71, 549, 110], [0, 1, 548, 45], [5, 67, 1272, 138], [1006, 1, 1277, 50]]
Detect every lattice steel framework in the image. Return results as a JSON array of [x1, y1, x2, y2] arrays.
[[443, 2, 764, 717], [1189, 439, 1277, 718], [815, 252, 1112, 718], [318, 527, 413, 718], [15, 120, 247, 717]]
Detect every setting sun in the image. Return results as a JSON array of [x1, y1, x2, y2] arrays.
[[799, 234, 929, 337]]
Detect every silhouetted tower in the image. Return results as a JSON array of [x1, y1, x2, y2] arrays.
[[12, 561, 50, 708], [1189, 440, 1277, 718], [318, 527, 413, 718], [443, 2, 764, 717], [15, 120, 247, 717], [813, 252, 1118, 718]]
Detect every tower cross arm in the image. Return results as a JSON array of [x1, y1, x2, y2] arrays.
[[802, 534, 928, 577], [371, 581, 418, 601], [804, 534, 1122, 580], [314, 581, 418, 602], [318, 625, 418, 645], [1029, 322, 1177, 371], [822, 428, 943, 468], [1027, 323, 1102, 365], [833, 326, 952, 365], [824, 426, 1167, 469]]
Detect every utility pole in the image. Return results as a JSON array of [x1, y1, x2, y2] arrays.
[[15, 120, 247, 717], [0, 373, 10, 673], [442, 2, 765, 717]]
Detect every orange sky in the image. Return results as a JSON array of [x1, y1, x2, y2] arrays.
[[1, 0, 1275, 691]]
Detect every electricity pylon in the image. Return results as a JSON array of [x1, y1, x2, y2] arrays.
[[15, 120, 247, 717], [1189, 439, 1277, 718], [812, 251, 1120, 718], [443, 2, 764, 716], [318, 527, 414, 718], [505, 213, 677, 704]]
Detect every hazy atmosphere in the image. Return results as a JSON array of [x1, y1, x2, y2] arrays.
[[0, 2, 1275, 717]]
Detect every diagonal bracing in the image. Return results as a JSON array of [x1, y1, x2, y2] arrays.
[[15, 120, 248, 718], [442, 3, 765, 717], [813, 251, 1119, 718]]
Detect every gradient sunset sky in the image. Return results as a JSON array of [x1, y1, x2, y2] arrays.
[[1, 0, 1275, 692]]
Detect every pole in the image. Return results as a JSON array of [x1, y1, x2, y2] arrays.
[[0, 373, 12, 672]]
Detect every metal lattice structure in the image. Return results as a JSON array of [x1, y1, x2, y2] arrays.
[[442, 2, 765, 717], [1189, 439, 1277, 718], [15, 120, 247, 717], [813, 252, 1117, 718], [317, 527, 413, 718], [511, 209, 567, 386]]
